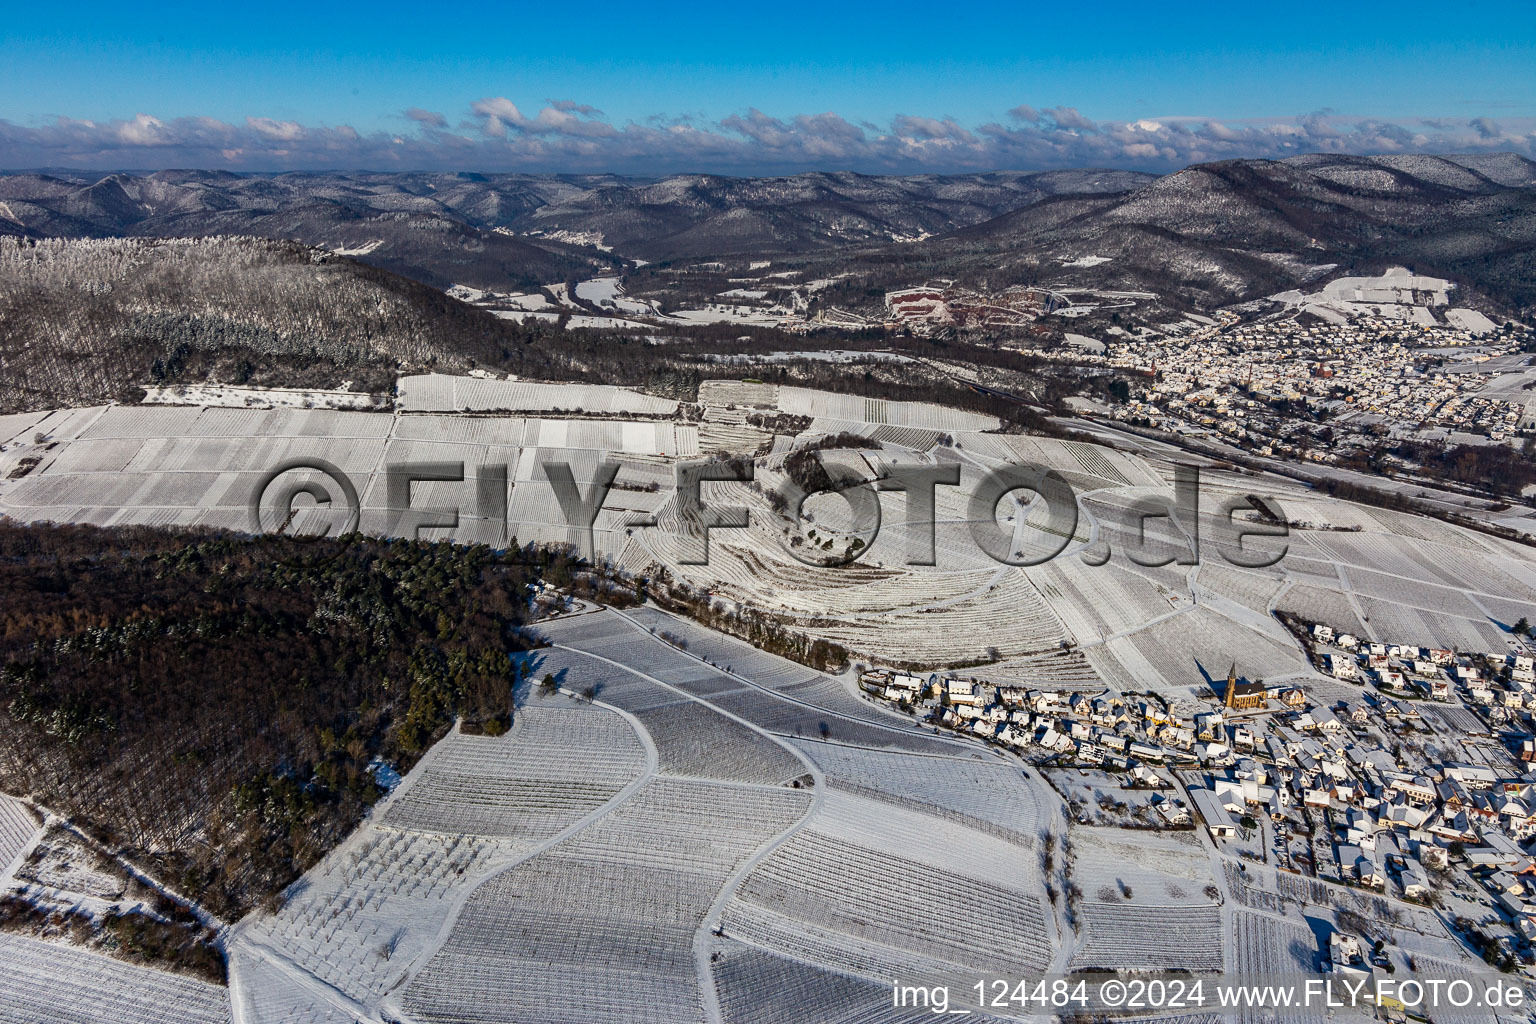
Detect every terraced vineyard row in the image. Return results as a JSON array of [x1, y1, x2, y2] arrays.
[[0, 933, 231, 1024], [384, 702, 647, 838], [729, 827, 1053, 979], [1070, 903, 1224, 971], [402, 779, 811, 1024]]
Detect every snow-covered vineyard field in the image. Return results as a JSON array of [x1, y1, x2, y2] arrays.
[[392, 609, 1057, 1023], [1070, 827, 1219, 906], [0, 933, 231, 1024], [0, 794, 41, 875], [0, 601, 1498, 1021], [8, 375, 1536, 1018], [1070, 901, 1225, 972], [721, 785, 1057, 984], [709, 938, 1017, 1024], [381, 703, 647, 838], [787, 739, 1047, 843], [0, 600, 1247, 1022], [402, 780, 811, 1023], [532, 609, 959, 754], [1230, 910, 1318, 975], [1065, 827, 1226, 972], [228, 698, 652, 1013], [5, 375, 1534, 696]]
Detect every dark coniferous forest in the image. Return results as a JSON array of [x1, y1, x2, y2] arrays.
[[0, 522, 629, 920]]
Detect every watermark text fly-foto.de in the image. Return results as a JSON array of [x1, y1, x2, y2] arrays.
[[248, 453, 1290, 570], [892, 973, 1528, 1015]]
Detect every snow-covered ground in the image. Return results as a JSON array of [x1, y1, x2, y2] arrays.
[[329, 239, 383, 257], [229, 700, 650, 1018], [524, 228, 612, 251], [449, 285, 552, 310], [1445, 308, 1498, 335], [573, 276, 659, 316], [545, 281, 581, 309], [6, 375, 1532, 688], [668, 305, 790, 325], [1275, 267, 1459, 326], [140, 384, 384, 410], [0, 933, 232, 1024], [491, 309, 650, 329], [0, 486, 1510, 1018], [704, 349, 914, 365], [502, 292, 555, 311], [396, 372, 679, 415]]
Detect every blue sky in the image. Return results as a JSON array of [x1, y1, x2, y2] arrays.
[[1, 0, 1532, 172]]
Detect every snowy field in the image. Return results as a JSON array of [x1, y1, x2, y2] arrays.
[[535, 609, 962, 753], [1069, 827, 1218, 909], [228, 694, 651, 1011], [140, 384, 384, 410], [402, 780, 811, 1023], [721, 785, 1056, 985], [710, 938, 1016, 1024], [5, 374, 1536, 697], [0, 933, 231, 1024], [397, 373, 678, 415], [1445, 308, 1497, 334], [669, 305, 790, 326], [789, 739, 1048, 843], [235, 608, 1075, 1020], [490, 308, 650, 328], [573, 275, 659, 316], [0, 794, 40, 878]]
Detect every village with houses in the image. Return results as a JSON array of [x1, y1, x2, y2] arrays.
[[863, 616, 1536, 973], [864, 267, 1536, 496], [1082, 272, 1536, 463]]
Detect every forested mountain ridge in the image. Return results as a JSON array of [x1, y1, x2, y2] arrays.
[[0, 235, 567, 413], [0, 168, 1154, 284], [889, 152, 1536, 309], [0, 170, 618, 291], [510, 168, 1154, 258], [4, 156, 1533, 309]]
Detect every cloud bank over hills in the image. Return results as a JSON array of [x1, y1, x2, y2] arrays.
[[2, 101, 1533, 174]]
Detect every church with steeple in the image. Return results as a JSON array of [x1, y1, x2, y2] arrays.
[[1221, 662, 1267, 711]]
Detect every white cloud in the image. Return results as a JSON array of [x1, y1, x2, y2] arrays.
[[468, 97, 528, 137], [403, 108, 448, 129], [891, 115, 973, 143], [1470, 116, 1502, 139], [0, 103, 1531, 175], [547, 99, 603, 116], [1042, 106, 1098, 132], [246, 117, 305, 142], [115, 114, 167, 145]]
